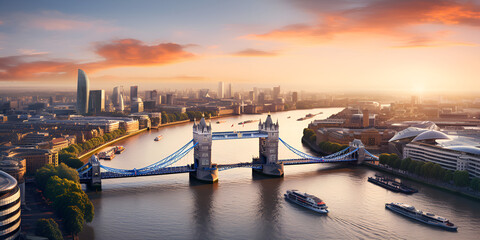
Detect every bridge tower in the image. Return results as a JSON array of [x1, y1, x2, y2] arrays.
[[254, 114, 284, 176], [89, 154, 102, 190], [191, 117, 218, 182], [350, 139, 365, 164]]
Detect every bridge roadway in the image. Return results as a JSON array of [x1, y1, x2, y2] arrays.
[[212, 130, 268, 140], [80, 158, 363, 182]]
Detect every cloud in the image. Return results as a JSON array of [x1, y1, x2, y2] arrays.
[[17, 49, 49, 55], [232, 48, 277, 57], [0, 39, 196, 81], [249, 0, 480, 46], [21, 10, 120, 33], [96, 74, 206, 82]]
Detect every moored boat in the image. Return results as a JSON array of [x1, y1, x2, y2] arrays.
[[98, 147, 116, 160], [368, 176, 418, 194], [385, 202, 457, 231], [154, 135, 163, 141], [114, 146, 125, 154], [284, 190, 328, 213]]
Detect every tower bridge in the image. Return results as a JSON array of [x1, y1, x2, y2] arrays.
[[77, 115, 378, 189]]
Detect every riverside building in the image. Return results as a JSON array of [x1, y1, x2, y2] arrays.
[[0, 170, 21, 240]]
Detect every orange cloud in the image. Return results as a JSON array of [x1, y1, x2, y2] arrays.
[[232, 48, 277, 57], [0, 39, 196, 81], [250, 0, 480, 46]]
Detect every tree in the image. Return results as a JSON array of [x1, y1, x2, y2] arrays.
[[64, 206, 84, 236], [35, 218, 63, 240], [35, 164, 57, 190], [56, 163, 80, 183], [62, 157, 84, 169], [453, 170, 470, 187], [303, 128, 315, 139], [379, 153, 389, 165], [44, 176, 82, 201], [432, 163, 443, 180], [400, 158, 411, 171], [444, 170, 454, 182], [470, 177, 480, 191]]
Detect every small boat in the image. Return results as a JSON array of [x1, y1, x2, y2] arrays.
[[287, 116, 291, 119], [297, 113, 318, 121], [154, 135, 163, 141], [284, 190, 328, 213], [114, 146, 125, 154], [98, 147, 116, 160], [238, 120, 260, 125], [368, 176, 418, 194], [385, 202, 457, 231], [216, 120, 226, 124]]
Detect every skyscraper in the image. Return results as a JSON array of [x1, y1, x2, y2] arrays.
[[119, 94, 124, 112], [226, 83, 232, 98], [218, 81, 224, 99], [130, 86, 138, 101], [292, 92, 298, 103], [112, 86, 120, 106], [89, 90, 105, 113], [76, 69, 89, 115], [273, 86, 280, 100]]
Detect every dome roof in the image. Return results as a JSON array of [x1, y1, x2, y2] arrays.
[[412, 130, 450, 142], [445, 146, 480, 155], [389, 127, 428, 142]]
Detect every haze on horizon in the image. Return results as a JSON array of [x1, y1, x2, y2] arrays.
[[0, 0, 480, 93]]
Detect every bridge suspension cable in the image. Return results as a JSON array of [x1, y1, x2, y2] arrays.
[[279, 138, 358, 161], [96, 139, 197, 176]]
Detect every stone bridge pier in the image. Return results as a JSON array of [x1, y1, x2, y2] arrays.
[[253, 115, 284, 177], [350, 139, 366, 164], [191, 117, 218, 182]]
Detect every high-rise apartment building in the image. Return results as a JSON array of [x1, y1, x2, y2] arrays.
[[76, 69, 90, 115], [89, 90, 105, 113]]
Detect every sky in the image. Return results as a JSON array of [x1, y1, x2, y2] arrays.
[[0, 0, 480, 93]]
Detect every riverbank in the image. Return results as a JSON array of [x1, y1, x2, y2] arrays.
[[363, 161, 480, 201], [79, 114, 240, 161], [79, 128, 147, 161]]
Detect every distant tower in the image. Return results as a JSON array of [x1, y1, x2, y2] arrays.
[[130, 86, 138, 101], [76, 69, 90, 115], [192, 117, 218, 182], [89, 90, 105, 113], [218, 81, 224, 99], [292, 92, 298, 103], [112, 86, 120, 106], [226, 83, 232, 98], [118, 94, 124, 112], [254, 115, 284, 176]]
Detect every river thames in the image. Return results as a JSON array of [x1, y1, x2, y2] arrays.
[[80, 108, 480, 240]]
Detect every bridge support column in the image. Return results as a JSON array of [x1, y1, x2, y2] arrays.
[[350, 139, 365, 164], [88, 155, 102, 190], [191, 117, 218, 183], [254, 115, 284, 177]]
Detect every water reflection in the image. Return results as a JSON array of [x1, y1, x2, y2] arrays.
[[190, 180, 218, 240], [253, 172, 284, 239]]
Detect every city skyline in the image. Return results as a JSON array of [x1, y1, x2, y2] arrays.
[[1, 0, 480, 93]]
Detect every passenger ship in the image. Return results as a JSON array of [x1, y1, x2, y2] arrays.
[[284, 190, 329, 213], [385, 202, 457, 231]]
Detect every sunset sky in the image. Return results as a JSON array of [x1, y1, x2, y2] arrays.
[[0, 0, 480, 93]]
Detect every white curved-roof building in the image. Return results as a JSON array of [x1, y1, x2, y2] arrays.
[[389, 127, 428, 142], [412, 130, 450, 142]]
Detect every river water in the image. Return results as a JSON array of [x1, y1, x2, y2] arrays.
[[80, 108, 480, 240]]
